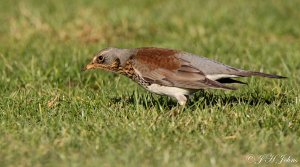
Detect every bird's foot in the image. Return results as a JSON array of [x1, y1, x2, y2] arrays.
[[168, 104, 186, 117]]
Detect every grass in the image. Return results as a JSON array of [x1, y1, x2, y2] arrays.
[[0, 0, 300, 166]]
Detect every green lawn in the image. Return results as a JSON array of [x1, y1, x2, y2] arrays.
[[0, 0, 300, 166]]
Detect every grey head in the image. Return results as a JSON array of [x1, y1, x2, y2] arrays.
[[84, 48, 133, 71]]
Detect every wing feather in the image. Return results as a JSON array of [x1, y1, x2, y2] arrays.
[[132, 49, 235, 90]]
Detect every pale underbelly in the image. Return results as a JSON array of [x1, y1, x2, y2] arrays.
[[146, 84, 196, 96]]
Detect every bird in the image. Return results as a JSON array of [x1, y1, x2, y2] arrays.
[[83, 47, 286, 105]]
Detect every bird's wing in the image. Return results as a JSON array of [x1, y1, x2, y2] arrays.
[[176, 52, 286, 79], [132, 48, 236, 90]]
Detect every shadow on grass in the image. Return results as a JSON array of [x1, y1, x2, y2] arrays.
[[109, 90, 292, 110]]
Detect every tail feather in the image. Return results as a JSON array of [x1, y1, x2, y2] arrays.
[[204, 71, 285, 91], [204, 78, 237, 90], [236, 71, 286, 79], [216, 78, 247, 85]]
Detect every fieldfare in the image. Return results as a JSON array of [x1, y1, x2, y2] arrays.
[[83, 47, 285, 105]]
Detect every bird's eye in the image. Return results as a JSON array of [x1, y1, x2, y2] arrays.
[[97, 56, 104, 63]]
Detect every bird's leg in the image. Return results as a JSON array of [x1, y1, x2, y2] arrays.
[[174, 94, 187, 106], [167, 94, 187, 117]]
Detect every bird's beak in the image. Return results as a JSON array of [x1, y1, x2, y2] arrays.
[[82, 63, 96, 71]]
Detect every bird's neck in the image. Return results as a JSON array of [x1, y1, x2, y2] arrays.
[[117, 49, 137, 67]]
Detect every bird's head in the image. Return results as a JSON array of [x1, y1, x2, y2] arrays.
[[83, 48, 125, 72]]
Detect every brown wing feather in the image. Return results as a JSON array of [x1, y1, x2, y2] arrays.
[[133, 48, 235, 90]]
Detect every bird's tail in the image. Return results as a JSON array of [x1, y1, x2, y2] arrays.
[[205, 70, 286, 90], [214, 70, 286, 87], [236, 71, 286, 79]]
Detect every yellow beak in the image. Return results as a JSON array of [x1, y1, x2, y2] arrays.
[[82, 63, 96, 71], [82, 63, 108, 71]]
